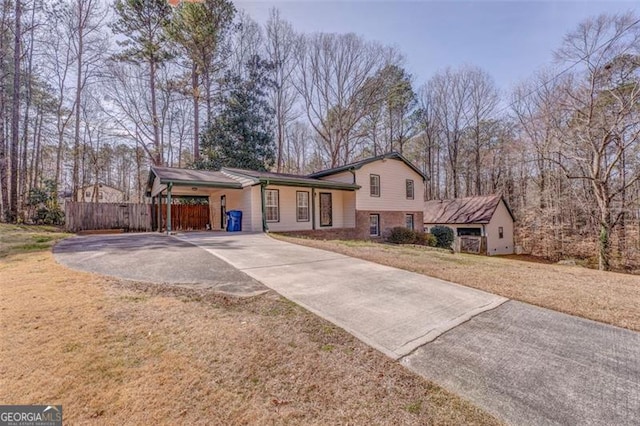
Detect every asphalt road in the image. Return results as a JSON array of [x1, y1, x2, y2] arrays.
[[53, 233, 267, 296]]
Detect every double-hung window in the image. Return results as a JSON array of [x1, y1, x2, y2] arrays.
[[369, 214, 380, 236], [406, 179, 414, 199], [370, 174, 380, 197], [405, 214, 414, 230], [296, 191, 310, 222], [265, 189, 279, 222]]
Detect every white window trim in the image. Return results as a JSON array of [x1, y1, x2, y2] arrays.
[[406, 179, 414, 200], [369, 213, 380, 237], [265, 189, 279, 223], [370, 174, 380, 197], [296, 191, 310, 222], [405, 214, 414, 230]]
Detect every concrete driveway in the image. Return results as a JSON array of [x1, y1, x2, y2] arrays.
[[53, 233, 266, 296], [403, 301, 640, 426], [179, 232, 640, 425], [177, 232, 507, 359], [54, 232, 640, 424]]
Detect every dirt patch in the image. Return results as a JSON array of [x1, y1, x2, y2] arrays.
[[273, 235, 640, 333], [0, 245, 498, 424]]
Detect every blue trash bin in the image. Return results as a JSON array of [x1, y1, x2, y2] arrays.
[[226, 210, 242, 232]]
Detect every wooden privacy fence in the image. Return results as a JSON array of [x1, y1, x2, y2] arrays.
[[154, 204, 210, 231], [65, 202, 152, 232]]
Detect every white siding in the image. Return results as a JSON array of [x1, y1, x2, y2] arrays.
[[313, 189, 346, 229], [354, 159, 425, 211], [78, 185, 124, 203], [150, 178, 167, 197], [343, 191, 356, 227], [486, 200, 514, 255], [264, 185, 314, 232], [207, 187, 257, 231], [320, 170, 354, 184]]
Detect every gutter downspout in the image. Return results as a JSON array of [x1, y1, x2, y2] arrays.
[[311, 187, 316, 230], [349, 168, 356, 184], [166, 182, 173, 234], [261, 181, 268, 232]]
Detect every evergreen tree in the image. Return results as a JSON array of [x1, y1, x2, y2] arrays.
[[199, 56, 275, 171], [110, 0, 172, 165], [166, 0, 236, 160]]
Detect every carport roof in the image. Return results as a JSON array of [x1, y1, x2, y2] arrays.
[[150, 166, 242, 189], [147, 165, 360, 193]]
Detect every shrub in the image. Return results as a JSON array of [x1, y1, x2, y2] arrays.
[[430, 225, 454, 248], [387, 227, 417, 244], [423, 233, 438, 247], [27, 179, 64, 225]]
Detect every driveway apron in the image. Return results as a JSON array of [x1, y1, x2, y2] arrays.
[[54, 233, 266, 296]]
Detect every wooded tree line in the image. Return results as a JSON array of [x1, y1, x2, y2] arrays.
[[1, 1, 639, 270]]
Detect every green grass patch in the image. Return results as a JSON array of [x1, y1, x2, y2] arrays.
[[405, 400, 422, 414], [320, 344, 335, 352], [0, 223, 70, 258]]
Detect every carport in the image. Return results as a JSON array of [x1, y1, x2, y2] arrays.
[[147, 167, 244, 233]]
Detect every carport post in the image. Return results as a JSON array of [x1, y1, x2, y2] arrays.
[[166, 182, 173, 234], [157, 192, 163, 232]]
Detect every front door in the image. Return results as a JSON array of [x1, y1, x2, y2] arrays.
[[220, 195, 226, 229], [319, 192, 332, 227]]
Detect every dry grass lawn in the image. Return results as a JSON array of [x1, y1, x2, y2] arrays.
[[273, 235, 640, 332], [0, 226, 499, 425]]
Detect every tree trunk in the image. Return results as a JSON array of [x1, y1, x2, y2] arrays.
[[72, 0, 84, 201], [149, 59, 162, 165], [9, 0, 21, 222], [192, 63, 200, 161]]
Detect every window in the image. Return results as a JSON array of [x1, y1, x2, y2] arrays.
[[319, 192, 332, 226], [98, 192, 103, 200], [406, 179, 414, 199], [405, 214, 414, 230], [369, 214, 380, 237], [498, 226, 504, 239], [85, 191, 91, 198], [457, 228, 482, 237], [265, 189, 279, 222], [296, 191, 310, 222], [370, 174, 380, 197]]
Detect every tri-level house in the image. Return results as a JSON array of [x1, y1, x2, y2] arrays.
[[147, 152, 426, 238]]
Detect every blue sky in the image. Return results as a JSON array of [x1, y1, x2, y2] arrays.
[[236, 1, 640, 92]]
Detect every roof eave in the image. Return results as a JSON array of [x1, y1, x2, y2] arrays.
[[260, 177, 360, 191], [159, 178, 243, 189]]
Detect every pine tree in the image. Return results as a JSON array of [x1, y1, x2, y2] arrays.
[[110, 0, 172, 166], [199, 56, 275, 171]]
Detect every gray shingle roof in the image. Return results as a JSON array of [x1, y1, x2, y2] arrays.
[[151, 166, 242, 188], [424, 195, 514, 224], [223, 168, 360, 190], [308, 152, 426, 181]]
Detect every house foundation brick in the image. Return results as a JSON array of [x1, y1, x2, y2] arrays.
[[355, 210, 424, 239]]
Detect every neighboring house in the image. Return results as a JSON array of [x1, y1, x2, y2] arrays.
[[146, 152, 426, 238], [78, 184, 125, 203], [423, 195, 515, 255]]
